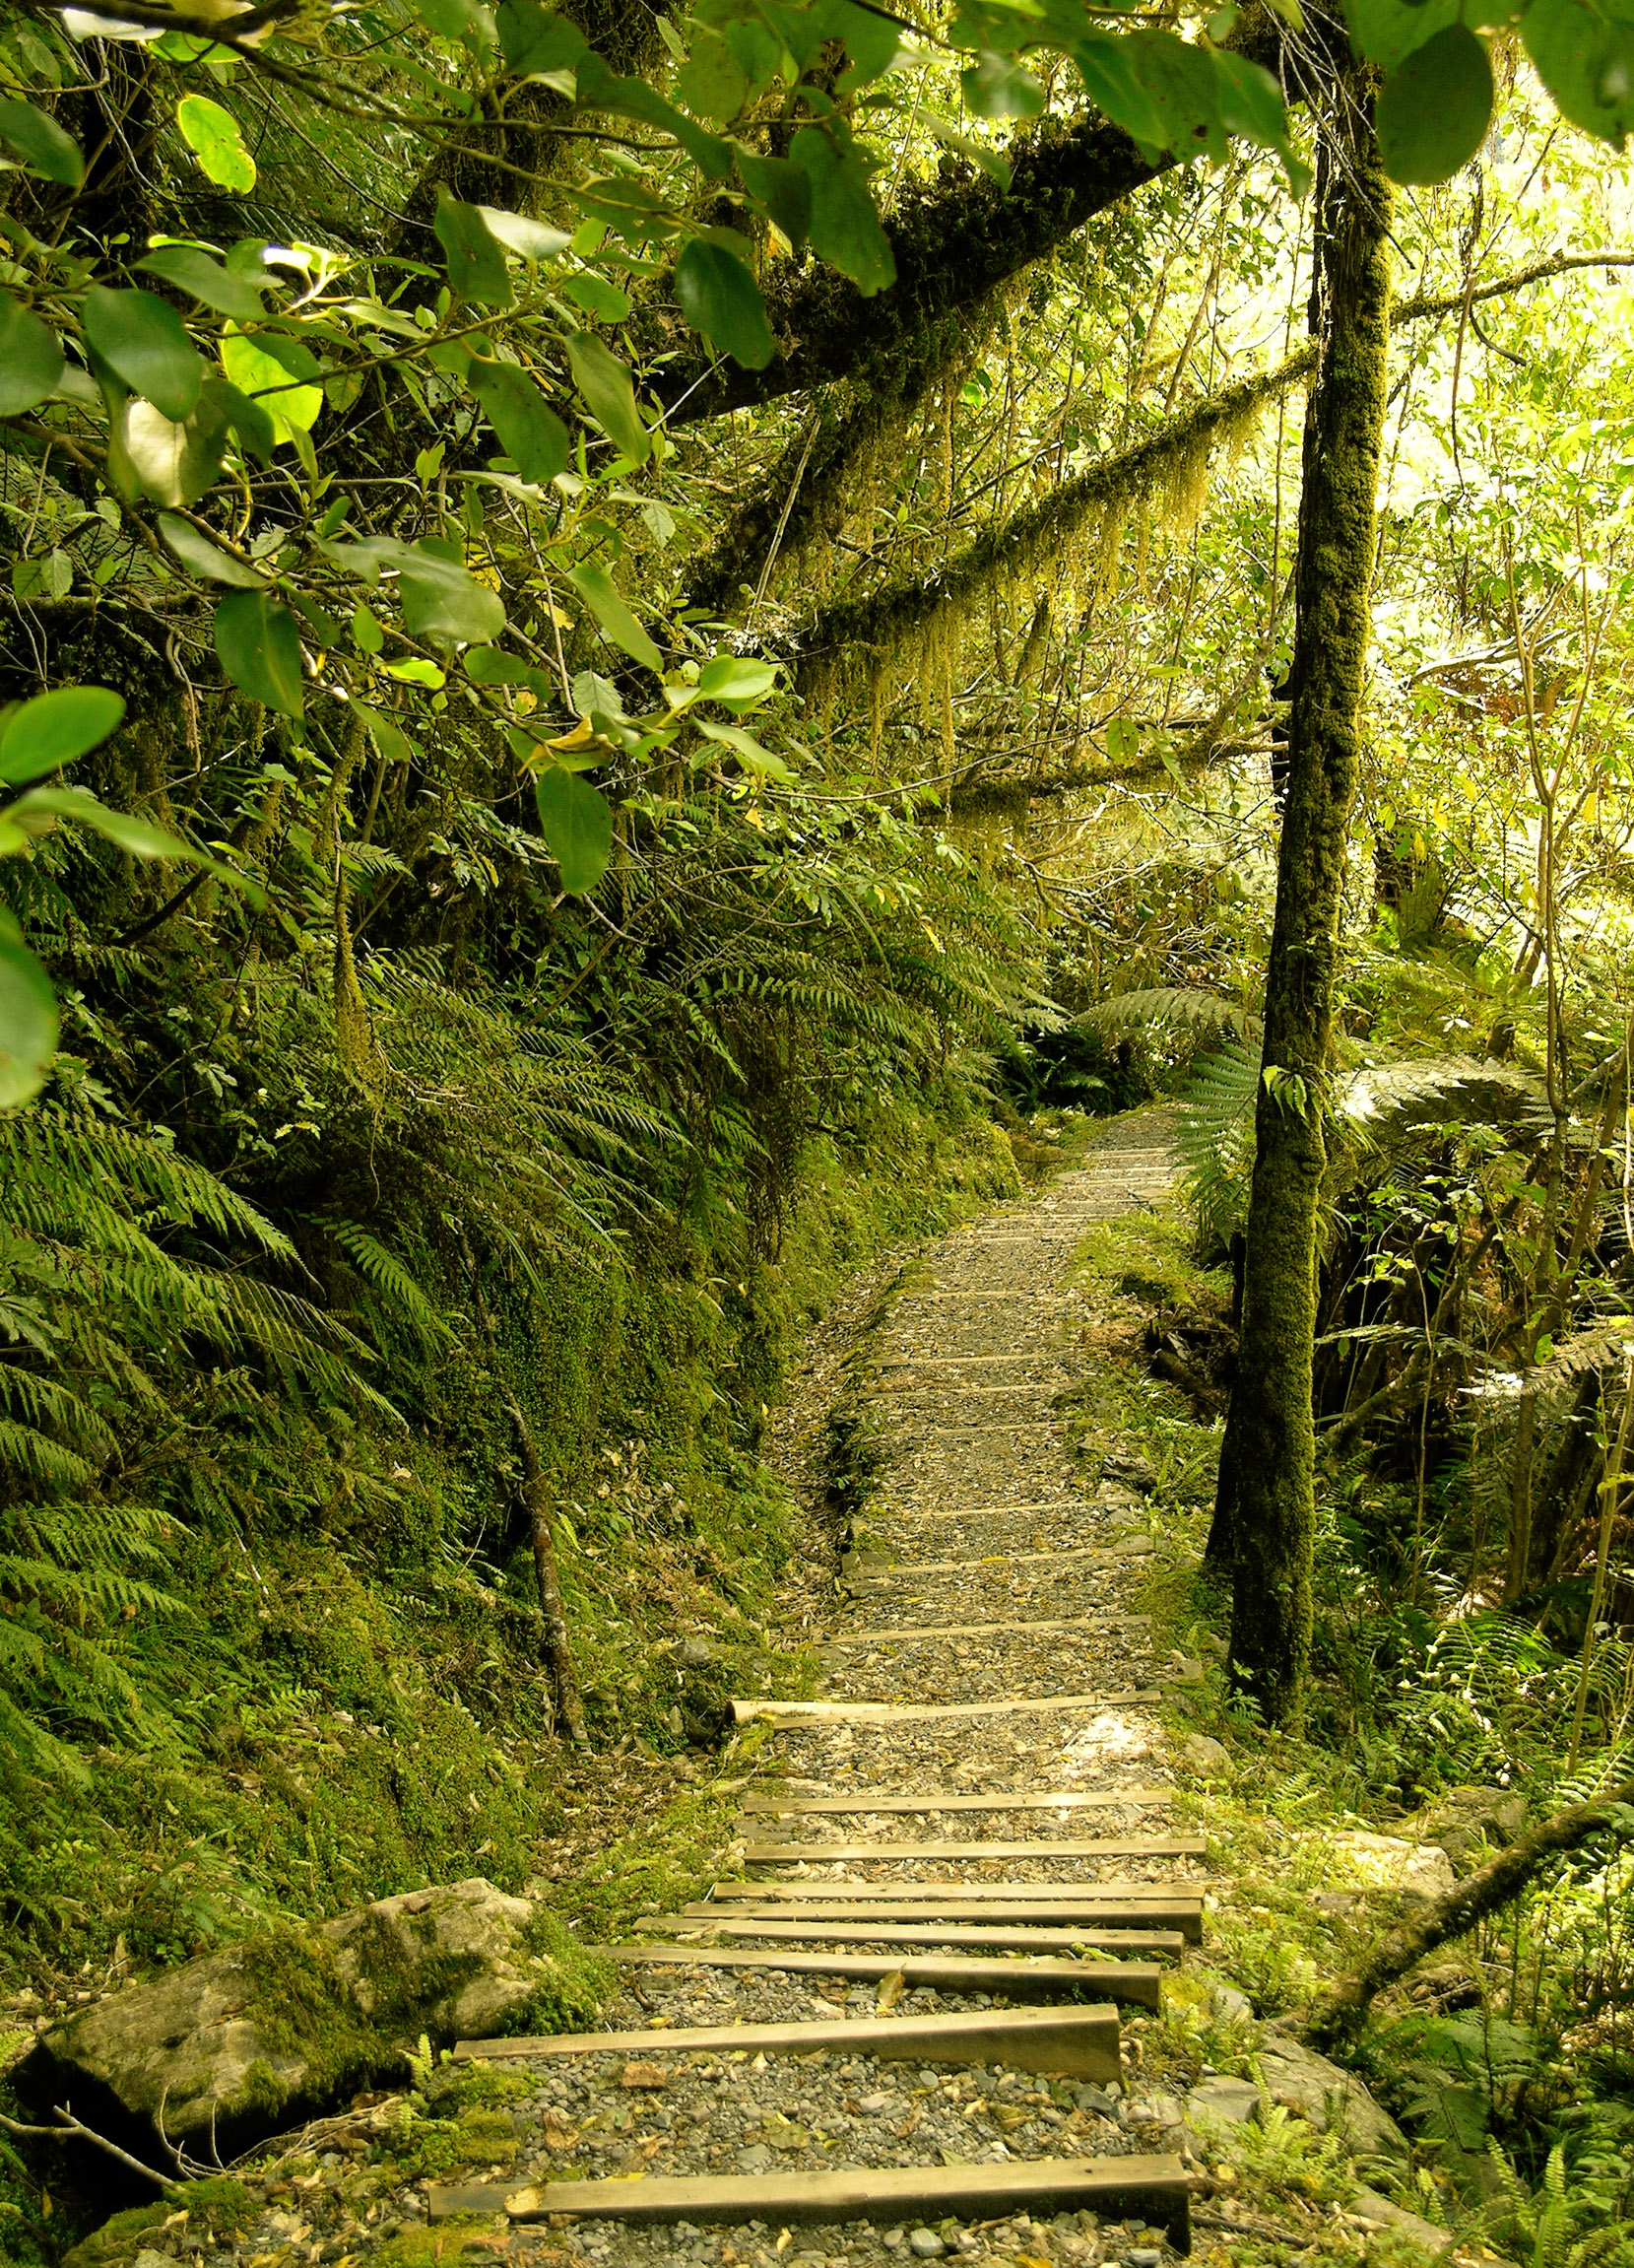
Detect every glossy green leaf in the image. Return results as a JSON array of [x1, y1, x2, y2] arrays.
[[697, 654, 777, 710], [735, 151, 813, 247], [960, 50, 1045, 118], [14, 785, 195, 859], [789, 125, 894, 298], [107, 386, 232, 509], [214, 590, 305, 717], [696, 716, 795, 782], [350, 697, 420, 767], [398, 542, 507, 644], [434, 188, 513, 306], [576, 54, 734, 177], [477, 205, 571, 263], [536, 765, 614, 894], [83, 286, 204, 423], [0, 96, 84, 186], [137, 243, 267, 320], [0, 295, 64, 417], [1345, 0, 1462, 72], [176, 94, 256, 191], [674, 238, 774, 368], [468, 360, 570, 483], [158, 512, 265, 587], [1523, 0, 1634, 147], [562, 271, 632, 322], [383, 657, 447, 689], [565, 331, 650, 462], [0, 687, 125, 787], [565, 562, 663, 673], [1378, 24, 1494, 179], [221, 328, 323, 439], [678, 24, 749, 120], [0, 937, 59, 1110], [922, 113, 1012, 189], [496, 0, 588, 71]]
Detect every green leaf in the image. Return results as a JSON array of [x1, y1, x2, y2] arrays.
[[562, 270, 632, 321], [697, 654, 777, 710], [922, 113, 1013, 189], [349, 697, 420, 767], [565, 561, 663, 673], [674, 238, 774, 368], [535, 765, 614, 893], [789, 125, 894, 298], [383, 657, 447, 688], [496, 0, 588, 71], [477, 205, 571, 262], [1523, 0, 1634, 147], [0, 295, 64, 417], [175, 94, 256, 191], [0, 96, 84, 186], [221, 327, 323, 440], [214, 590, 305, 717], [1104, 714, 1140, 765], [434, 187, 513, 307], [1345, 0, 1462, 72], [830, 0, 901, 85], [565, 331, 650, 462], [12, 785, 196, 859], [415, 0, 496, 42], [696, 716, 795, 782], [468, 359, 570, 482], [83, 286, 204, 423], [576, 54, 734, 176], [678, 25, 750, 121], [960, 50, 1045, 118], [137, 243, 267, 320], [1378, 24, 1494, 179], [158, 511, 265, 587], [107, 385, 232, 509], [0, 937, 59, 1111], [734, 151, 813, 247], [0, 688, 125, 787], [398, 542, 507, 644]]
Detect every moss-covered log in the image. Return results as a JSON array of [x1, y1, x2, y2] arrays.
[[1214, 64, 1393, 1727]]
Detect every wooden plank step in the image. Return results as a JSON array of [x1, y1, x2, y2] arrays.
[[639, 1915, 1187, 1956], [688, 1895, 1205, 1944], [708, 1877, 1200, 1905], [611, 1944, 1165, 2007], [849, 1538, 1151, 1581], [732, 1692, 1164, 1726], [743, 1785, 1171, 1814], [746, 1835, 1205, 1862], [453, 2001, 1121, 2079], [822, 1616, 1153, 1649], [884, 1498, 1084, 1517], [877, 1354, 1067, 1367], [428, 2154, 1192, 2251]]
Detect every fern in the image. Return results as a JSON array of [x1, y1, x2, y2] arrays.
[[335, 1224, 457, 1353], [1339, 1054, 1551, 1138], [1078, 985, 1263, 1038]]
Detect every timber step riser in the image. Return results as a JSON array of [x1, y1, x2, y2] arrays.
[[686, 1898, 1205, 1942], [641, 1917, 1187, 1954], [612, 1945, 1165, 2007]]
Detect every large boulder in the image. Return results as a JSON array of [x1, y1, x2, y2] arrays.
[[1331, 1831, 1456, 1901], [1403, 1786, 1528, 1876], [18, 1879, 600, 2166], [1258, 2030, 1410, 2174]]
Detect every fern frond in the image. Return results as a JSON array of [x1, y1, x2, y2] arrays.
[[335, 1224, 457, 1353], [1339, 1055, 1551, 1137], [1078, 986, 1262, 1038]]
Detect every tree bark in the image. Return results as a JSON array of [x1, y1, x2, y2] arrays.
[[1309, 1776, 1634, 2048], [1213, 63, 1392, 1726], [505, 1396, 591, 1749]]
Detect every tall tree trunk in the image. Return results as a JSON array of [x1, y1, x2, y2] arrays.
[[505, 1397, 591, 1749], [1212, 65, 1392, 1725]]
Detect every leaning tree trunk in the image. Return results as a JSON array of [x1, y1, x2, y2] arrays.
[[1211, 64, 1393, 1725], [505, 1397, 591, 1749]]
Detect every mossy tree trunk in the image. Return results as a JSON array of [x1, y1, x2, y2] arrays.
[[1211, 66, 1392, 1725]]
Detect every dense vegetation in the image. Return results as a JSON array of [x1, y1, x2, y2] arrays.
[[4, 0, 1634, 2250]]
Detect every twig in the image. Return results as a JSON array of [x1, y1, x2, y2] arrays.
[[0, 2104, 179, 2192]]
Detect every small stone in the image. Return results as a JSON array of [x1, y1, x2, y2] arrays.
[[620, 2061, 669, 2090], [1178, 1734, 1228, 1775], [736, 2144, 773, 2174], [1311, 1890, 1357, 1916], [908, 2232, 946, 2258], [1129, 2250, 1163, 2267], [1187, 2076, 1259, 2127], [679, 1636, 714, 1666], [1208, 1981, 1252, 2023]]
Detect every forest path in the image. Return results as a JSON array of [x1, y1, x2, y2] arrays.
[[434, 1113, 1203, 2266]]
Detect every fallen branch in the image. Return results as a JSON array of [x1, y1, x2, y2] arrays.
[[1309, 1775, 1634, 2048], [0, 2103, 179, 2192]]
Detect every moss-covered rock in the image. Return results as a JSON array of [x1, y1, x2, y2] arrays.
[[17, 1880, 605, 2164]]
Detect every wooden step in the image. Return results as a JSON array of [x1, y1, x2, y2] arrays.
[[883, 1498, 1085, 1518], [823, 1616, 1152, 1649], [733, 1691, 1166, 1727], [689, 1894, 1205, 1943], [611, 1944, 1165, 2007], [453, 2000, 1122, 2078], [746, 1835, 1205, 1863], [877, 1354, 1066, 1368], [743, 1785, 1171, 1815], [428, 2154, 1192, 2250], [640, 1914, 1186, 1956], [848, 1537, 1152, 1582]]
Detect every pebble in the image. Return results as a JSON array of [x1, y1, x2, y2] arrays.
[[908, 2233, 945, 2257]]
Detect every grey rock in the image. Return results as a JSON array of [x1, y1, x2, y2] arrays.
[[1129, 2252, 1164, 2267], [1311, 1891, 1358, 1916], [1258, 2031, 1409, 2171], [1126, 2094, 1184, 2131], [1186, 2076, 1260, 2127], [1347, 2187, 1456, 2254], [19, 1878, 575, 2155], [1209, 1980, 1253, 2023], [1101, 1450, 1157, 1495], [1404, 1786, 1528, 1876], [1076, 2085, 1118, 2118], [1332, 1831, 1457, 1901], [908, 2232, 946, 2258], [678, 1635, 715, 1667], [1179, 1734, 1229, 1775], [736, 2144, 774, 2174]]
